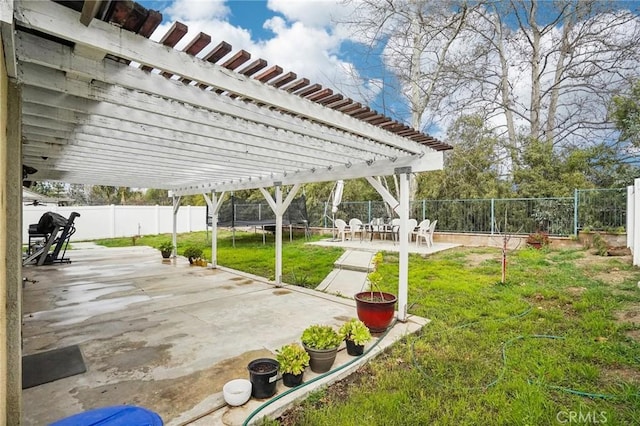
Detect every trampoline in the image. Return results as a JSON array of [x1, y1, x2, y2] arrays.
[[207, 195, 310, 243]]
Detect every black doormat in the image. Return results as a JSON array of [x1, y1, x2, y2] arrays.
[[22, 345, 87, 389]]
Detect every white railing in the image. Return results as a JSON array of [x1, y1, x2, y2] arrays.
[[23, 205, 207, 242]]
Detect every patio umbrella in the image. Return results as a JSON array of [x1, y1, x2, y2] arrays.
[[331, 180, 344, 240]]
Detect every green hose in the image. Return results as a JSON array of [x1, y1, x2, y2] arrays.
[[241, 320, 396, 426]]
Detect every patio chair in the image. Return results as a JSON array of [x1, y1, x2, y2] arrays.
[[389, 218, 401, 242], [415, 219, 431, 246], [408, 218, 418, 242], [334, 218, 349, 241], [427, 219, 438, 247], [349, 218, 365, 241]]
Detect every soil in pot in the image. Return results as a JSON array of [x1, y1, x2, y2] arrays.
[[247, 358, 279, 398], [282, 372, 304, 387], [345, 339, 364, 356], [355, 291, 397, 333]]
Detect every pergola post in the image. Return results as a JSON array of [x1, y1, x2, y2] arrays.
[[203, 191, 225, 268], [259, 184, 301, 286], [396, 170, 410, 322], [172, 195, 181, 257], [365, 173, 410, 323]]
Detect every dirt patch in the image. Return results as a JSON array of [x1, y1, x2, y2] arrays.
[[273, 289, 291, 296], [463, 252, 499, 268], [235, 279, 255, 286], [614, 308, 640, 325], [602, 366, 640, 385], [73, 348, 274, 422], [625, 329, 640, 342], [566, 287, 587, 297]]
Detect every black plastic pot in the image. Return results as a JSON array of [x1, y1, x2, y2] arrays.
[[247, 358, 279, 398], [345, 339, 364, 356], [282, 372, 303, 388]]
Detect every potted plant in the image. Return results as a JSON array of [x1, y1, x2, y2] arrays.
[[183, 245, 203, 265], [354, 253, 397, 333], [158, 240, 173, 259], [247, 358, 279, 398], [338, 318, 371, 356], [301, 324, 342, 373], [526, 231, 549, 249], [275, 343, 310, 387]]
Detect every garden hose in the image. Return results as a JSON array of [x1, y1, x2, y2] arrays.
[[410, 302, 640, 400], [241, 319, 397, 426]]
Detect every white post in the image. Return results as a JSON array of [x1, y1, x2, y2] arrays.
[[397, 171, 410, 322], [275, 184, 283, 286], [172, 196, 181, 257], [211, 193, 219, 267], [634, 179, 640, 267], [627, 185, 634, 250]]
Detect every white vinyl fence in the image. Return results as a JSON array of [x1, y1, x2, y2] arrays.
[[23, 205, 207, 242], [627, 178, 640, 266]]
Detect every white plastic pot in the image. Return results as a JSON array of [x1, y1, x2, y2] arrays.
[[223, 379, 252, 406]]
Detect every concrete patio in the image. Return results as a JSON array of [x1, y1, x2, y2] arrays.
[[21, 244, 427, 425]]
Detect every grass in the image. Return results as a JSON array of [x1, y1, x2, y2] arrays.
[[93, 230, 342, 287], [92, 233, 640, 424], [275, 247, 640, 425]]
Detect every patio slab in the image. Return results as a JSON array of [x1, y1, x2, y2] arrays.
[[21, 244, 428, 425]]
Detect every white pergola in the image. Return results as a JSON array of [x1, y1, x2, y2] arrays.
[[1, 1, 450, 420]]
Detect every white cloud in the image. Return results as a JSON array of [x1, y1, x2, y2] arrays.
[[266, 0, 354, 29], [149, 0, 378, 105], [164, 0, 229, 22]]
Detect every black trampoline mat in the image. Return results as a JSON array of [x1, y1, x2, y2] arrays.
[[22, 345, 86, 389]]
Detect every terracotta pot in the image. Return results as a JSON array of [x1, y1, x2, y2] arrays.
[[354, 291, 397, 333]]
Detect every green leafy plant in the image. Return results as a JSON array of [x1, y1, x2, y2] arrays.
[[364, 252, 392, 301], [338, 318, 371, 346], [183, 245, 203, 260], [158, 240, 173, 253], [301, 325, 341, 350], [592, 232, 609, 256], [276, 343, 310, 375]]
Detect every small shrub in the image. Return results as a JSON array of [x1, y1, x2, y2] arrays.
[[301, 325, 341, 350], [592, 233, 608, 256], [158, 240, 173, 253], [183, 246, 203, 260]]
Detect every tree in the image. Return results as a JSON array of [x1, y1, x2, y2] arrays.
[[341, 0, 640, 192], [416, 115, 511, 199], [610, 79, 640, 153]]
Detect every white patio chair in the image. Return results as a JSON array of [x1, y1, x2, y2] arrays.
[[408, 218, 418, 242], [415, 219, 431, 246], [368, 218, 385, 240], [389, 218, 401, 242], [426, 219, 438, 247], [349, 218, 365, 241], [334, 218, 349, 241]]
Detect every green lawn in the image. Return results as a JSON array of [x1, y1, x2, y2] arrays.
[[93, 230, 342, 287], [275, 247, 640, 425], [93, 233, 640, 424]]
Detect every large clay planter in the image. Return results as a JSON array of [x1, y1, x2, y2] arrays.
[[302, 344, 338, 373], [354, 291, 397, 333]]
